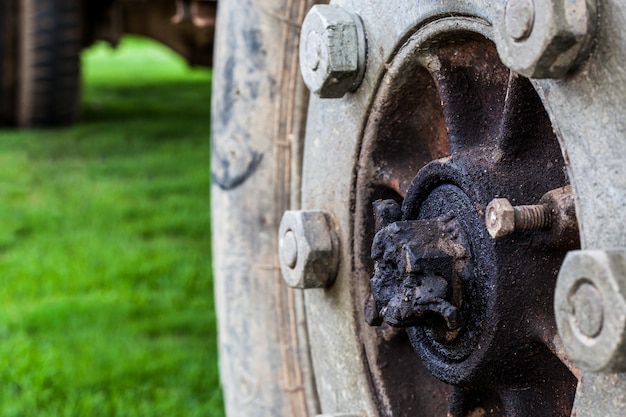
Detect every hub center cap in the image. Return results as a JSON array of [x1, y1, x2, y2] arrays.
[[369, 181, 487, 370]]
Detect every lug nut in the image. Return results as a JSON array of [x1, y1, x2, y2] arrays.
[[494, 0, 597, 78], [486, 198, 551, 239], [299, 5, 367, 98], [278, 210, 339, 289], [555, 250, 626, 373]]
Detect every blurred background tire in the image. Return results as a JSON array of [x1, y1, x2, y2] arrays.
[[0, 0, 81, 127], [17, 0, 82, 127], [0, 0, 216, 128], [0, 0, 18, 126]]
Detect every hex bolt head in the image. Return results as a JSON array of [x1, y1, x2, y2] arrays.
[[299, 5, 367, 98], [486, 198, 516, 239], [494, 0, 597, 78], [486, 197, 553, 239], [278, 210, 339, 289], [555, 250, 626, 372]]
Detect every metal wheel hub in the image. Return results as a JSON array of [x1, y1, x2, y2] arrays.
[[369, 179, 484, 370], [366, 143, 577, 398], [293, 0, 626, 415], [344, 14, 578, 416]]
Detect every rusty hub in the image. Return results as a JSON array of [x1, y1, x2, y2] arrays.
[[353, 23, 580, 417], [369, 205, 465, 334]]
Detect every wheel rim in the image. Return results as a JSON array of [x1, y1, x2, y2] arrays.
[[352, 17, 581, 416], [303, 4, 604, 416]]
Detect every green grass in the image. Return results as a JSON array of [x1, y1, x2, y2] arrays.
[[0, 37, 222, 416]]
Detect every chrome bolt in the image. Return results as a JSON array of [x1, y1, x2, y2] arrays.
[[486, 198, 551, 239], [555, 250, 626, 372], [299, 5, 367, 98], [278, 210, 339, 289], [505, 0, 535, 41]]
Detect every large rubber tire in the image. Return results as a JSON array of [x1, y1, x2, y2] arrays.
[[211, 1, 320, 416], [17, 0, 82, 127]]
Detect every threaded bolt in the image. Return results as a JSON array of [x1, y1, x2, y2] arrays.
[[486, 198, 552, 239], [513, 204, 551, 231]]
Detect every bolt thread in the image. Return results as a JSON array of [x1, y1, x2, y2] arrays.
[[514, 204, 551, 231]]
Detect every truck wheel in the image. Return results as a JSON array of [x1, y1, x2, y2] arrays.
[[211, 1, 320, 416], [17, 0, 82, 127], [212, 1, 626, 416]]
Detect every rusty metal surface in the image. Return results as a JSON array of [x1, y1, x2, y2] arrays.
[[293, 0, 626, 416], [349, 20, 578, 416], [370, 209, 463, 332]]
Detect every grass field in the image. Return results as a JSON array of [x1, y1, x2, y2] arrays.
[[0, 37, 223, 416]]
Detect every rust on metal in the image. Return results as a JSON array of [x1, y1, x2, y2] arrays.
[[354, 28, 581, 417], [486, 185, 578, 242], [370, 200, 465, 335]]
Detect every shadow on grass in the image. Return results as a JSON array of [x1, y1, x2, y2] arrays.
[[14, 79, 213, 164], [82, 81, 212, 125]]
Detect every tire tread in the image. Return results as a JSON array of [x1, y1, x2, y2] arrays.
[[18, 0, 82, 127]]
